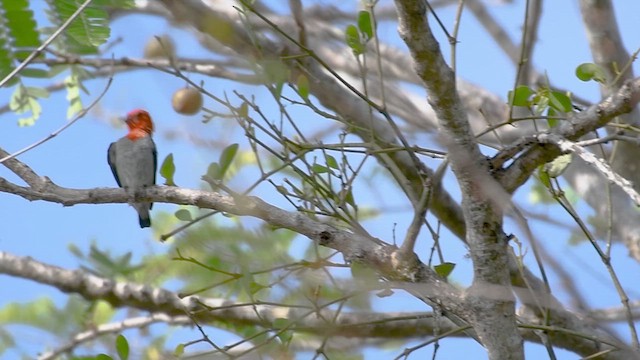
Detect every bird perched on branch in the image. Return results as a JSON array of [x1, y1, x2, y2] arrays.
[[107, 109, 157, 228]]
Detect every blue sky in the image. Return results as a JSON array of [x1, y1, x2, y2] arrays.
[[1, 1, 640, 359]]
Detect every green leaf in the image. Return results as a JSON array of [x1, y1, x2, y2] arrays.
[[0, 36, 17, 83], [548, 91, 572, 113], [274, 79, 284, 99], [259, 59, 289, 86], [275, 185, 288, 195], [46, 0, 113, 54], [533, 93, 549, 116], [65, 72, 83, 119], [248, 281, 267, 295], [273, 318, 289, 330], [342, 187, 356, 209], [21, 68, 51, 78], [325, 154, 339, 169], [205, 162, 221, 182], [173, 344, 185, 357], [546, 107, 558, 128], [509, 85, 533, 107], [67, 2, 110, 47], [434, 262, 456, 278], [160, 153, 176, 186], [297, 74, 309, 101], [96, 354, 114, 360], [575, 62, 607, 83], [91, 301, 115, 325], [237, 101, 248, 118], [357, 11, 373, 40], [0, 298, 57, 328], [311, 164, 329, 174], [277, 328, 293, 344], [538, 166, 551, 188], [175, 209, 192, 222], [67, 243, 84, 258], [345, 24, 365, 55], [0, 0, 41, 59], [26, 86, 49, 99], [218, 143, 238, 179], [10, 83, 43, 126], [115, 334, 129, 360], [544, 153, 572, 178]]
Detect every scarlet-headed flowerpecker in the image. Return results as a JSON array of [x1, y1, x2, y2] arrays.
[[107, 109, 157, 228]]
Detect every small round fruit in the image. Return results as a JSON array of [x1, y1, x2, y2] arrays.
[[143, 35, 175, 59], [172, 87, 203, 115]]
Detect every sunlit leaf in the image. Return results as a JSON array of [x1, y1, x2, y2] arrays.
[[325, 154, 339, 169], [273, 318, 290, 330], [218, 143, 239, 179], [508, 85, 533, 107], [357, 11, 373, 40], [544, 153, 572, 178], [538, 167, 551, 188], [91, 301, 115, 325], [575, 62, 607, 83], [297, 73, 309, 101], [237, 101, 248, 118], [21, 68, 51, 78], [549, 91, 572, 113], [311, 164, 329, 174], [173, 344, 185, 357], [434, 262, 456, 278], [160, 153, 176, 186], [345, 24, 365, 55]]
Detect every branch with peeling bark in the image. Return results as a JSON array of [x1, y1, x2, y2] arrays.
[[0, 145, 633, 358], [4, 248, 632, 360], [499, 77, 640, 194], [393, 0, 524, 358], [0, 251, 459, 343]]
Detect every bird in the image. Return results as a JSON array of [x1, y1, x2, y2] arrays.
[[107, 109, 157, 228]]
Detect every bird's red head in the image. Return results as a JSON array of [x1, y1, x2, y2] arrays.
[[125, 109, 154, 140]]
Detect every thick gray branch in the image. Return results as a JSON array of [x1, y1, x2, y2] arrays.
[[393, 1, 522, 358], [0, 251, 455, 341]]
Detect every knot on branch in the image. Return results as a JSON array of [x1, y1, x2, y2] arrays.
[[318, 230, 333, 246], [388, 248, 423, 282]]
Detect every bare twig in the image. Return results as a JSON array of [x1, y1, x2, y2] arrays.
[[0, 72, 114, 164], [537, 133, 640, 208], [38, 314, 192, 360]]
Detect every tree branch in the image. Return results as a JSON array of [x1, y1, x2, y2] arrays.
[[0, 251, 460, 342], [394, 1, 523, 358], [499, 77, 640, 194]]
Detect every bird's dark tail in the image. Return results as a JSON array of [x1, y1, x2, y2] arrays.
[[134, 202, 152, 228], [139, 216, 151, 228]]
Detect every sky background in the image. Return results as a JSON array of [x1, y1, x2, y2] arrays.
[[1, 1, 640, 359]]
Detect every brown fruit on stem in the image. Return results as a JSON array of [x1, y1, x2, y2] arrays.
[[172, 88, 203, 115], [143, 35, 175, 59]]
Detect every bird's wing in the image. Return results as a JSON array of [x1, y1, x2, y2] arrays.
[[150, 138, 157, 210], [107, 142, 122, 187], [152, 138, 157, 185]]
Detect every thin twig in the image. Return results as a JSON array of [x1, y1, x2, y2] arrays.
[[0, 68, 114, 164], [0, 0, 96, 88]]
